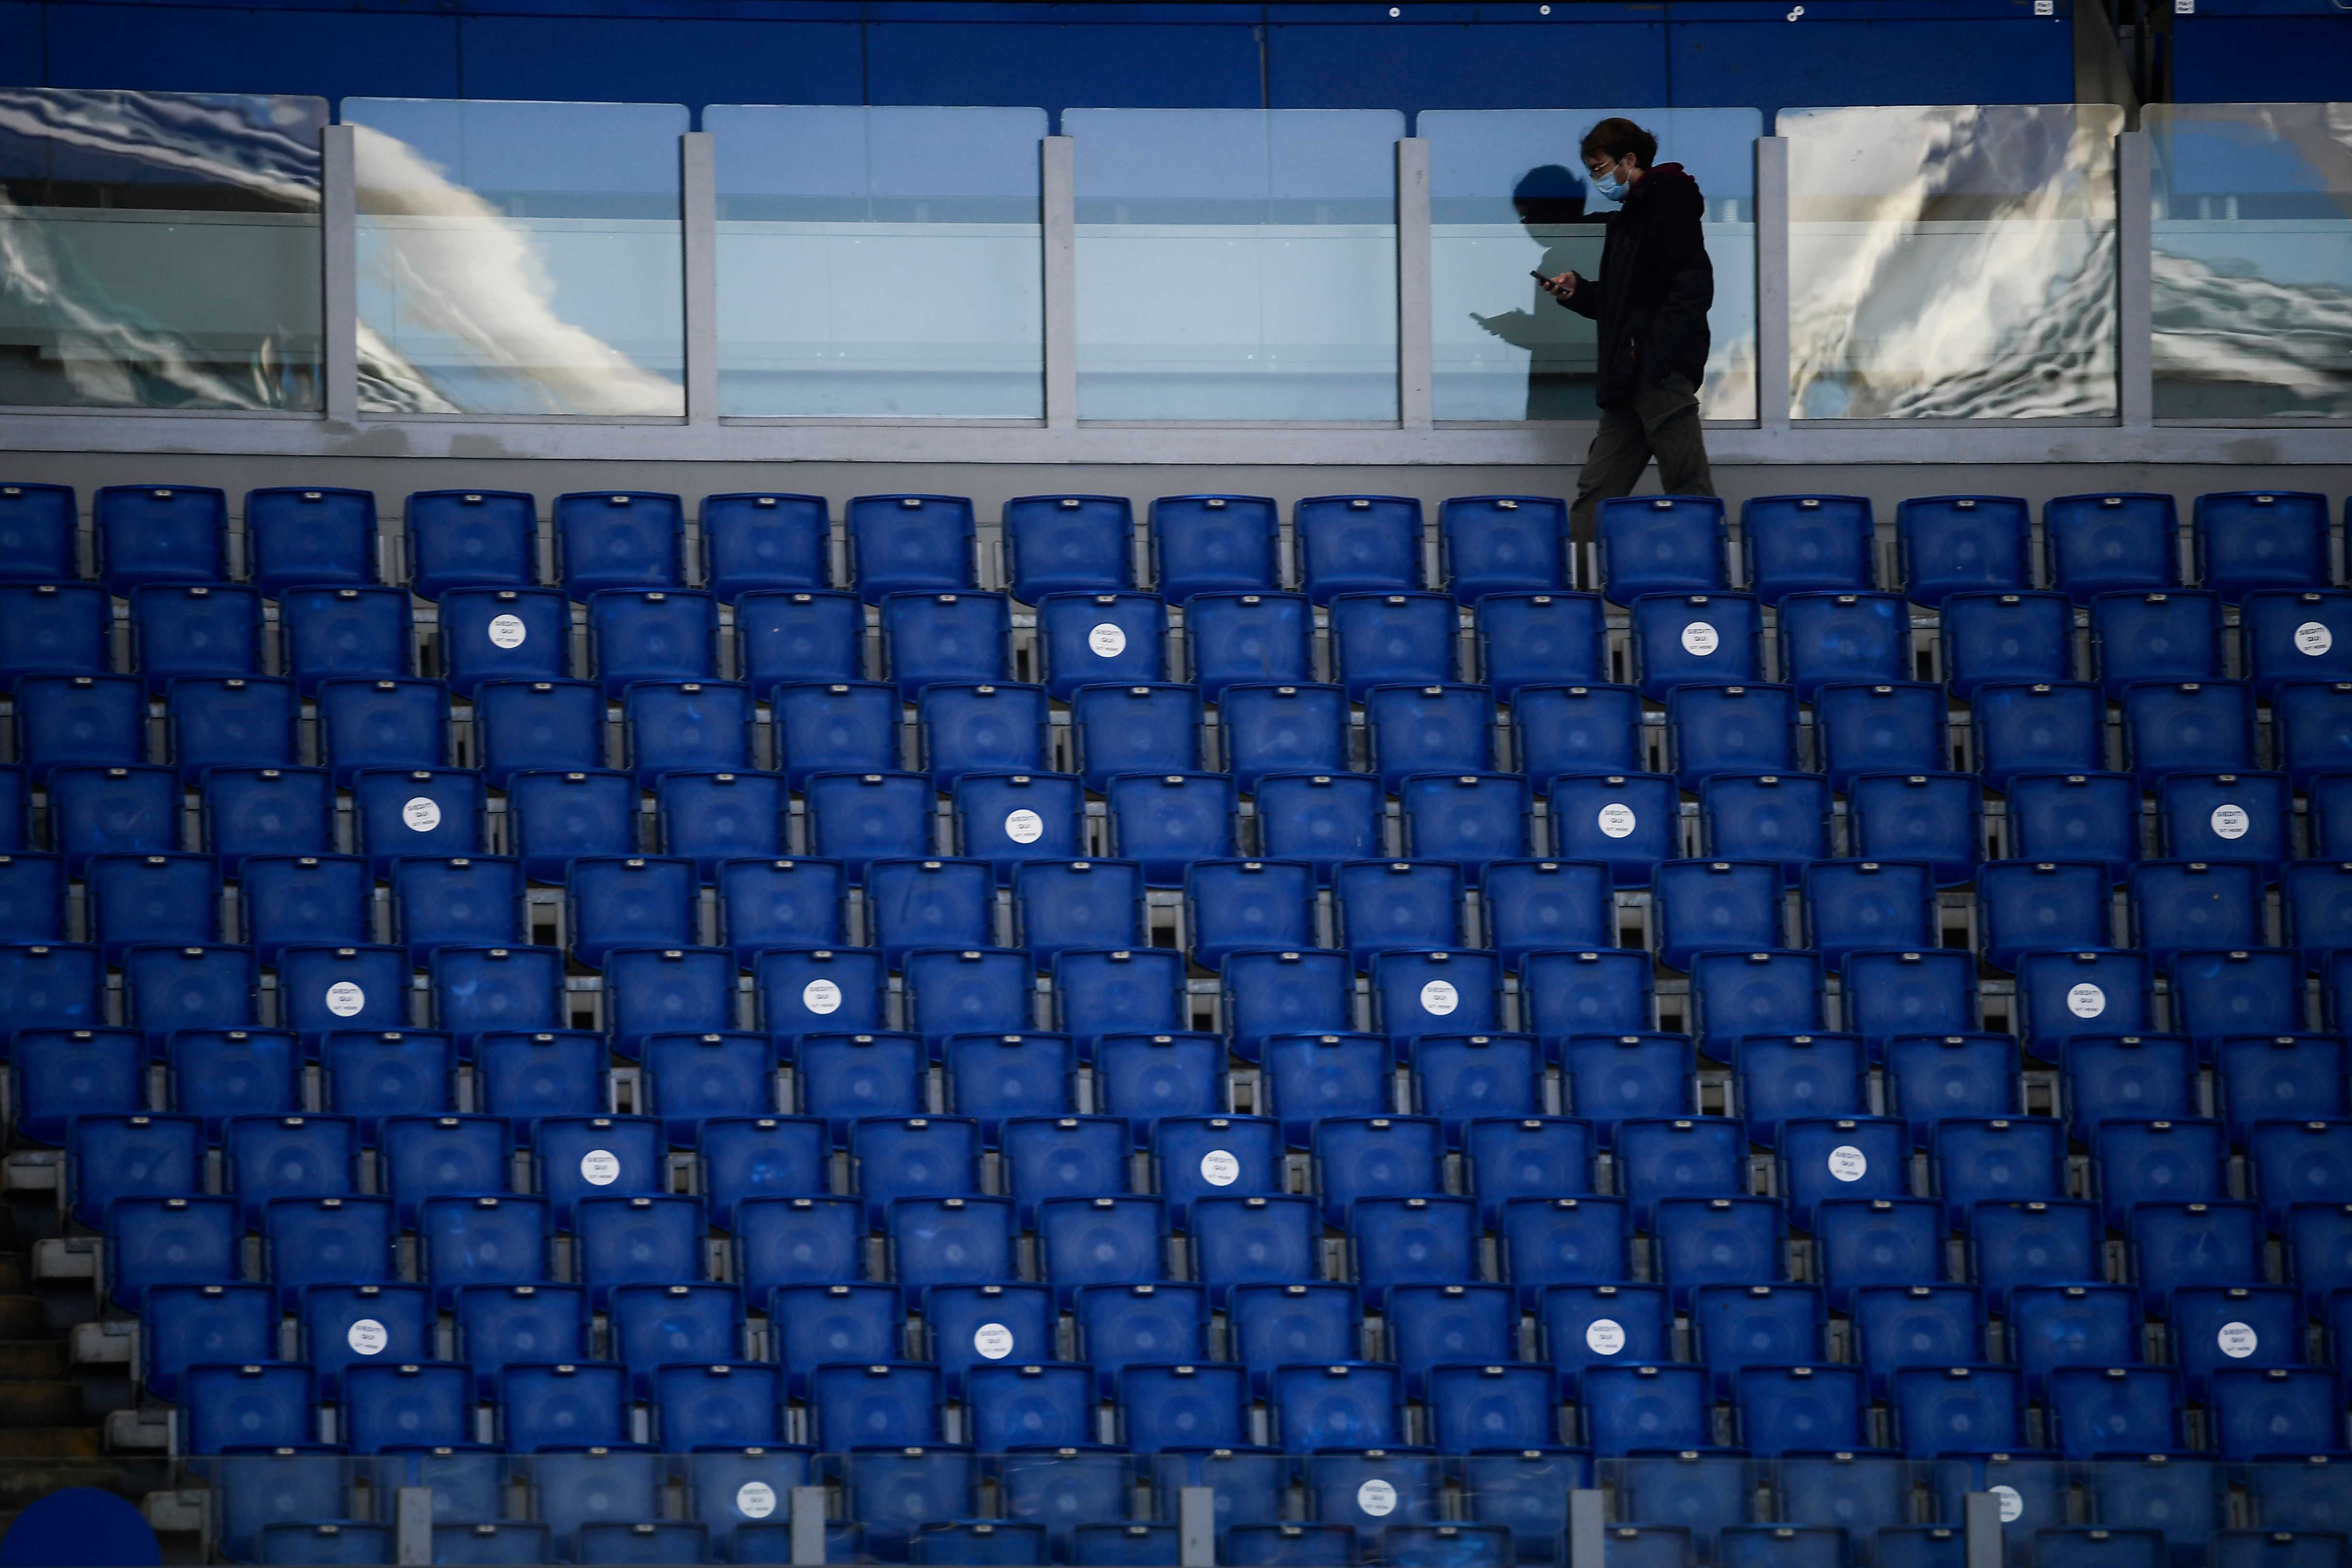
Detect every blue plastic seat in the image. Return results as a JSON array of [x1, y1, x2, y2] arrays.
[[731, 1195, 864, 1298], [142, 1281, 277, 1403], [604, 943, 742, 1056], [954, 772, 1083, 882], [2065, 1034, 2196, 1140], [918, 1279, 1054, 1399], [1631, 593, 1761, 700], [10, 1025, 142, 1146], [553, 490, 685, 597], [1263, 1033, 1391, 1145], [1537, 1279, 1667, 1396], [2094, 1115, 2226, 1223], [2048, 492, 2179, 603], [1974, 1198, 2104, 1292], [1477, 592, 1606, 703], [1599, 496, 1727, 603], [2173, 1282, 2302, 1399], [2252, 1118, 2352, 1231], [575, 1192, 709, 1307], [1055, 947, 1186, 1052], [1014, 858, 1146, 965], [276, 943, 411, 1047], [1074, 1279, 1208, 1398], [1974, 680, 2106, 791], [2277, 681, 2352, 789], [735, 590, 864, 692], [618, 680, 749, 786], [1667, 683, 1796, 787], [2130, 858, 2264, 964], [105, 1191, 239, 1311], [96, 485, 227, 590], [1400, 773, 1530, 877], [2286, 860, 2352, 965], [2174, 949, 2308, 1043], [166, 677, 298, 783], [1652, 859, 1781, 972], [228, 1112, 361, 1232], [803, 771, 934, 881], [0, 941, 104, 1035], [1040, 592, 1168, 701], [1546, 772, 1677, 890], [1118, 1362, 1250, 1456], [322, 1030, 458, 1142], [1218, 682, 1346, 794], [317, 679, 450, 785], [865, 857, 994, 969], [1850, 771, 1983, 888], [1330, 593, 1456, 700], [850, 1114, 980, 1227], [1814, 683, 1945, 794], [1738, 1363, 1865, 1456], [1984, 1278, 2120, 1392], [1691, 949, 1824, 1057], [1555, 1030, 1687, 1136], [1314, 1113, 1443, 1230], [1739, 1036, 1868, 1141], [1896, 496, 2031, 607], [181, 1361, 315, 1454], [2211, 1366, 2346, 1460], [1185, 592, 1313, 704], [2244, 590, 2352, 698], [501, 1361, 632, 1453], [1694, 1283, 1826, 1407], [1885, 1031, 2020, 1143], [281, 585, 413, 695], [74, 1113, 205, 1230], [1619, 1116, 1749, 1230], [474, 681, 604, 791], [87, 851, 219, 961], [1851, 1284, 1984, 1395], [1933, 1115, 2063, 1228], [715, 858, 846, 965], [758, 944, 891, 1053], [1365, 684, 1492, 791], [838, 1450, 976, 1564], [1582, 1362, 1712, 1454], [1655, 1195, 1787, 1307], [130, 583, 262, 693], [2209, 1532, 2348, 1568], [438, 588, 568, 697], [1004, 494, 1134, 605], [0, 483, 76, 584], [429, 945, 564, 1043], [2123, 679, 2256, 785], [1891, 1362, 2025, 1457], [1443, 495, 1567, 601], [1094, 1032, 1227, 1141], [402, 489, 535, 602], [2006, 771, 2142, 881], [917, 682, 1050, 788], [1696, 773, 1828, 888], [653, 772, 783, 881], [266, 1193, 397, 1309], [849, 493, 975, 601], [1780, 593, 1909, 702], [18, 678, 145, 784], [1266, 1361, 1401, 1454], [1297, 494, 1423, 604], [2091, 590, 2223, 699], [1743, 495, 1875, 603], [1414, 1034, 1543, 1140], [417, 1195, 552, 1307], [0, 583, 108, 687], [888, 1195, 1018, 1306], [1372, 949, 1500, 1044], [901, 945, 1032, 1053], [1225, 1282, 1360, 1399], [1038, 1193, 1167, 1307], [470, 1030, 605, 1143], [1138, 1108, 1272, 1217], [961, 1362, 1095, 1454], [170, 1027, 300, 1139], [1106, 772, 1232, 884], [2198, 490, 2330, 600], [652, 1359, 786, 1450], [1976, 860, 2111, 972], [2020, 945, 2158, 1053], [350, 769, 484, 881], [243, 851, 374, 981], [2222, 1035, 2350, 1142], [1495, 1193, 1630, 1308], [1513, 681, 1645, 782], [1221, 946, 1353, 1062], [1779, 1115, 1906, 1226], [342, 1359, 474, 1454], [125, 942, 259, 1048], [882, 591, 1010, 700], [1189, 1193, 1321, 1304], [1252, 772, 1384, 886], [790, 1029, 917, 1142], [1349, 1193, 1478, 1308], [643, 1031, 779, 1146], [1478, 860, 1610, 974], [583, 589, 725, 710]]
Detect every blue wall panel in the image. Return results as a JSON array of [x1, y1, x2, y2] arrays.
[[43, 2, 461, 99], [457, 15, 863, 108], [864, 16, 1264, 110], [1266, 13, 1670, 110], [1672, 1, 2076, 123], [2172, 5, 2352, 102]]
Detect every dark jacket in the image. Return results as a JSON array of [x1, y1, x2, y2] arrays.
[[1558, 161, 1713, 408]]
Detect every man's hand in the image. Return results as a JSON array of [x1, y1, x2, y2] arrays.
[[1537, 270, 1579, 300]]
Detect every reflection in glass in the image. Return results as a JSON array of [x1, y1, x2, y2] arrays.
[[711, 106, 1044, 418], [0, 88, 325, 409], [1071, 109, 1400, 422], [1781, 105, 2123, 420], [344, 97, 685, 416], [1424, 108, 1759, 423], [2149, 102, 2352, 420]]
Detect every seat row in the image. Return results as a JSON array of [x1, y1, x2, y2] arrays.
[[9, 484, 2342, 610]]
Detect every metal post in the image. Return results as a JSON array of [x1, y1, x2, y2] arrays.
[[2115, 128, 2153, 430], [789, 1485, 829, 1566], [682, 130, 720, 427], [320, 124, 358, 425], [1177, 1485, 1217, 1568], [1754, 136, 1791, 431], [1963, 1491, 2006, 1568], [393, 1486, 432, 1566], [1566, 1489, 1608, 1568], [1395, 137, 1433, 430], [1041, 135, 1079, 430]]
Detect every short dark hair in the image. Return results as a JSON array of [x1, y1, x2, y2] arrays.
[[1580, 117, 1658, 170]]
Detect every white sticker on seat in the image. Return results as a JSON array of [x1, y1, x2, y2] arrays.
[[1356, 1480, 1397, 1517], [1420, 980, 1459, 1016], [1585, 1318, 1626, 1355], [346, 1318, 388, 1356], [1992, 1485, 2023, 1524], [580, 1150, 620, 1186], [2297, 622, 2333, 656], [975, 1322, 1015, 1360], [1681, 622, 1720, 656], [1089, 624, 1128, 658], [2067, 983, 2106, 1018], [2210, 804, 2249, 840], [1597, 804, 1637, 839], [488, 614, 528, 649], [1005, 808, 1044, 844], [403, 797, 443, 833], [802, 979, 842, 1015], [736, 1482, 776, 1519], [2218, 1321, 2258, 1359], [1828, 1145, 1868, 1182], [1200, 1150, 1240, 1186], [325, 981, 366, 1017]]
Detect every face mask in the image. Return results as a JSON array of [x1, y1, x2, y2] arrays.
[[1592, 168, 1630, 203]]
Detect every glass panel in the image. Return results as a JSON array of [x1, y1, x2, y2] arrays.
[[0, 87, 325, 410], [710, 105, 1045, 419], [2148, 102, 2352, 421], [1781, 104, 2124, 420], [344, 97, 686, 416], [1071, 108, 1401, 422], [1424, 108, 1760, 422]]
